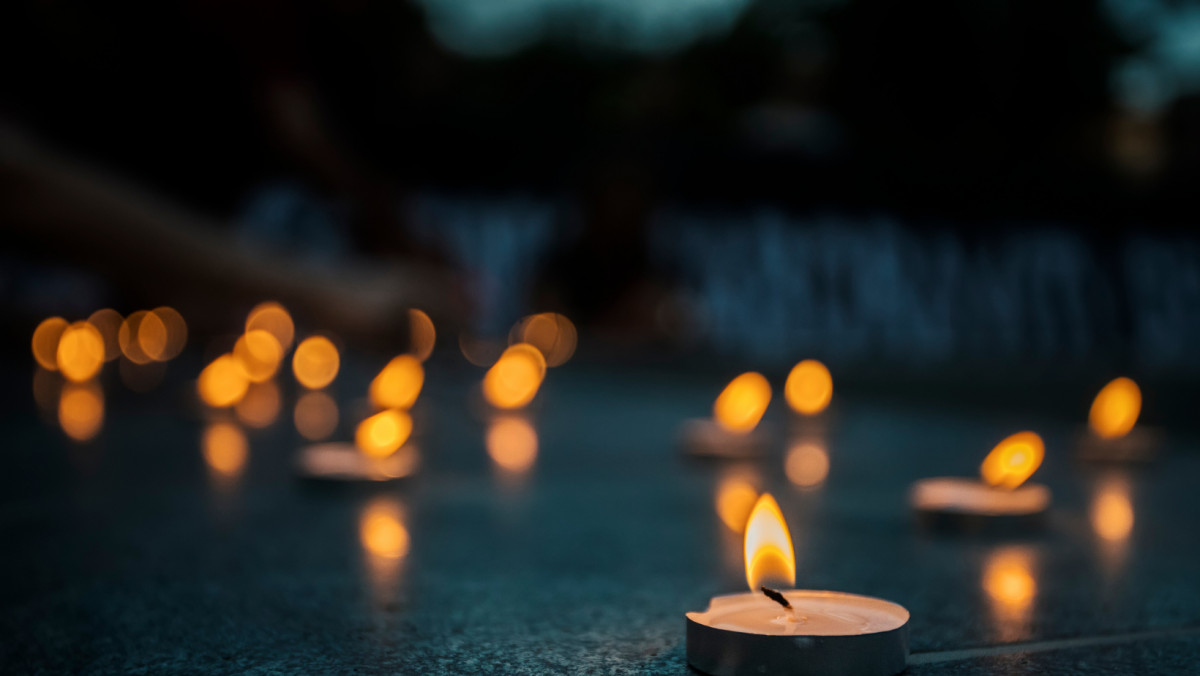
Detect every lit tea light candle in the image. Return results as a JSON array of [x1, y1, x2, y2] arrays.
[[295, 410, 419, 481], [1077, 377, 1159, 462], [910, 431, 1051, 530], [687, 494, 909, 676], [682, 373, 772, 459]]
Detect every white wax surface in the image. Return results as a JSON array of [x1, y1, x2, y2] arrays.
[[687, 590, 909, 636], [297, 442, 419, 481], [910, 477, 1050, 515]]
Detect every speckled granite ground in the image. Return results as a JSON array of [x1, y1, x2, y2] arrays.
[[2, 357, 1199, 674]]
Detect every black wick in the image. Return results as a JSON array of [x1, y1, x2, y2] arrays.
[[760, 586, 792, 610]]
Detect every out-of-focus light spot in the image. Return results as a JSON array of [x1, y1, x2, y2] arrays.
[[983, 548, 1036, 617], [482, 343, 546, 409], [118, 311, 154, 365], [356, 409, 413, 458], [293, 336, 340, 389], [980, 432, 1044, 490], [784, 360, 832, 415], [32, 317, 68, 371], [33, 367, 62, 412], [235, 329, 284, 383], [716, 476, 758, 533], [87, 309, 123, 362], [246, 302, 295, 352], [360, 499, 409, 559], [1092, 477, 1134, 542], [785, 442, 829, 487], [714, 372, 771, 434], [295, 391, 339, 441], [150, 307, 188, 360], [409, 309, 436, 362], [59, 382, 103, 441], [370, 355, 424, 410], [510, 312, 577, 367], [235, 380, 281, 428], [459, 333, 504, 367], [744, 493, 795, 591], [56, 321, 105, 383], [1089, 377, 1142, 440], [119, 356, 166, 393], [486, 416, 538, 473], [203, 422, 248, 477], [198, 354, 250, 407], [137, 310, 169, 362]]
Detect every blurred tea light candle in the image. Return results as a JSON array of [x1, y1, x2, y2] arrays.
[[296, 410, 417, 481], [687, 494, 909, 676], [784, 360, 832, 416], [1078, 377, 1158, 462], [681, 373, 771, 459], [910, 432, 1051, 528]]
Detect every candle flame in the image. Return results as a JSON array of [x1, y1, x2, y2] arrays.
[[356, 409, 413, 458], [246, 302, 295, 352], [293, 336, 340, 390], [714, 372, 772, 434], [980, 431, 1044, 490], [370, 355, 424, 410], [743, 493, 795, 591], [784, 360, 832, 415], [198, 354, 250, 408], [482, 343, 546, 409], [510, 312, 577, 367], [1089, 377, 1141, 440], [234, 329, 284, 383], [56, 321, 105, 383], [408, 308, 436, 362], [32, 317, 69, 371]]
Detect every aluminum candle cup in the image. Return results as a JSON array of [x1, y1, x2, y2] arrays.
[[296, 442, 419, 481], [686, 590, 910, 676], [681, 419, 768, 459], [910, 477, 1050, 530]]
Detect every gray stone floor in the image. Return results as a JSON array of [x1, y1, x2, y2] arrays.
[[2, 357, 1198, 674]]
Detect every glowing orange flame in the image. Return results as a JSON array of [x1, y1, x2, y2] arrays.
[[198, 354, 250, 408], [1089, 377, 1141, 440], [246, 302, 295, 352], [784, 360, 832, 415], [202, 422, 248, 477], [356, 409, 413, 458], [294, 391, 339, 441], [149, 307, 187, 360], [983, 547, 1036, 618], [32, 317, 69, 371], [57, 321, 105, 383], [360, 499, 409, 559], [785, 441, 829, 487], [118, 311, 155, 365], [59, 382, 104, 441], [409, 308, 436, 362], [293, 336, 340, 389], [714, 372, 772, 434], [744, 493, 795, 591], [1092, 477, 1134, 542], [716, 476, 759, 533], [235, 380, 281, 429], [234, 329, 284, 383], [486, 416, 538, 473], [482, 343, 547, 409], [510, 313, 577, 367], [370, 355, 424, 410], [980, 431, 1044, 490], [86, 309, 123, 362]]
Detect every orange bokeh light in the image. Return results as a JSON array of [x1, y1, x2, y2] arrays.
[[784, 359, 833, 415], [1089, 377, 1141, 440], [293, 336, 340, 389], [486, 416, 538, 473], [56, 321, 105, 383], [294, 391, 339, 441], [203, 422, 248, 477], [409, 308, 436, 362], [482, 343, 547, 409], [198, 354, 250, 408], [785, 441, 829, 487], [117, 311, 154, 365], [714, 372, 772, 434], [370, 355, 424, 410], [510, 312, 577, 367], [246, 302, 295, 352], [716, 476, 759, 533], [744, 493, 795, 591], [234, 329, 284, 383], [235, 380, 281, 428], [983, 548, 1036, 616], [87, 309, 123, 362], [1092, 478, 1134, 542], [59, 382, 104, 441], [980, 431, 1044, 490], [356, 409, 413, 458], [360, 500, 409, 559], [148, 307, 187, 361], [32, 317, 69, 371]]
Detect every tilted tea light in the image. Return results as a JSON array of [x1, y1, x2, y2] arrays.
[[1077, 377, 1159, 462], [687, 494, 910, 676], [682, 373, 772, 459], [910, 432, 1050, 529]]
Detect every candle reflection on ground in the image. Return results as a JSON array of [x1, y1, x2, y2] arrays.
[[202, 422, 248, 480], [486, 416, 538, 474], [983, 546, 1037, 642], [294, 391, 339, 441], [1092, 473, 1134, 578], [360, 497, 408, 605], [59, 381, 103, 442], [235, 380, 281, 428], [785, 441, 829, 488]]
